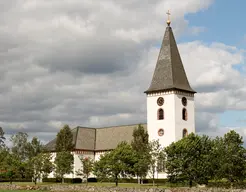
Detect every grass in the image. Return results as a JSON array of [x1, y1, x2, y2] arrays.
[[0, 191, 47, 192], [0, 181, 182, 188]]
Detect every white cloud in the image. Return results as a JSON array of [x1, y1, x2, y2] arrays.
[[2, 0, 246, 145]]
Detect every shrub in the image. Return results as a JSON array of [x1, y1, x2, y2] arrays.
[[87, 178, 97, 182]]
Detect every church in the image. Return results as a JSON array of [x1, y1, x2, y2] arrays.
[[46, 16, 196, 179]]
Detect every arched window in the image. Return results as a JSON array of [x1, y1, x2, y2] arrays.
[[183, 129, 188, 138], [158, 108, 164, 120], [182, 108, 187, 121]]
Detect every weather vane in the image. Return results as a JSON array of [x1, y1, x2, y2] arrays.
[[166, 10, 171, 26]]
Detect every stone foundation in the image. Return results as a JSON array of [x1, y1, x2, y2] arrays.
[[0, 184, 245, 192]]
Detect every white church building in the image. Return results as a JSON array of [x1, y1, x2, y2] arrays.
[[45, 19, 196, 179]]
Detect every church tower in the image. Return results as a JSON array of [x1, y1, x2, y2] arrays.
[[145, 14, 196, 148]]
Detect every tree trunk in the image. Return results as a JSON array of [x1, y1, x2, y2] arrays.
[[115, 175, 118, 187], [189, 180, 192, 188], [62, 177, 64, 184], [152, 173, 155, 186]]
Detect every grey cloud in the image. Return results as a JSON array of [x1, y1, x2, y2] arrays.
[[36, 37, 142, 75], [0, 0, 225, 145]]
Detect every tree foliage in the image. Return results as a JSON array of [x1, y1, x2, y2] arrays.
[[26, 137, 44, 160], [93, 141, 136, 186], [55, 124, 74, 152], [0, 127, 6, 148], [54, 151, 74, 183], [148, 140, 165, 186], [76, 157, 94, 185], [211, 131, 246, 183], [165, 133, 215, 187], [10, 132, 29, 162], [54, 125, 74, 183], [30, 153, 53, 185], [131, 124, 150, 184]]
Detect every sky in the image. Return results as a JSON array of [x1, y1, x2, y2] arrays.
[[1, 0, 246, 144]]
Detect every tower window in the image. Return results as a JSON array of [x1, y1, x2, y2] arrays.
[[182, 108, 187, 121], [183, 129, 188, 138], [158, 129, 164, 136], [158, 108, 164, 120]]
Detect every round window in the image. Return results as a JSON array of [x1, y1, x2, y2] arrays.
[[158, 129, 164, 136], [157, 97, 164, 106], [182, 97, 187, 106]]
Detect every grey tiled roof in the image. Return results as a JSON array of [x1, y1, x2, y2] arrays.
[[75, 127, 96, 150], [45, 124, 147, 152], [95, 124, 147, 151], [145, 26, 196, 94]]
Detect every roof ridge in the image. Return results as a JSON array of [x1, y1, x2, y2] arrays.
[[96, 123, 147, 129], [169, 27, 175, 89]]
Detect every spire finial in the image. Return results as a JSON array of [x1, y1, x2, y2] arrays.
[[166, 10, 171, 26]]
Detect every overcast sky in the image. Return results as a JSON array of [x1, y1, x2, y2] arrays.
[[1, 0, 246, 144]]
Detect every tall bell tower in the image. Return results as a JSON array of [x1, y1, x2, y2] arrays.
[[145, 12, 196, 148]]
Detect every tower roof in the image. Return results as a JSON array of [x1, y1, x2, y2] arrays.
[[145, 24, 196, 94]]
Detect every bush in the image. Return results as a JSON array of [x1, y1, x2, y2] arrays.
[[0, 178, 32, 183], [42, 178, 82, 183], [87, 178, 97, 182], [42, 178, 60, 183], [72, 178, 82, 183]]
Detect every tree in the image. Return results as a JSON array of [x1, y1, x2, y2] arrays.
[[0, 127, 6, 148], [165, 133, 213, 187], [76, 157, 94, 185], [148, 140, 165, 186], [131, 124, 150, 184], [211, 131, 246, 184], [30, 153, 53, 185], [54, 151, 74, 183], [10, 132, 29, 162], [55, 124, 74, 152], [54, 124, 74, 183], [93, 142, 136, 186], [26, 137, 44, 160], [2, 153, 20, 184]]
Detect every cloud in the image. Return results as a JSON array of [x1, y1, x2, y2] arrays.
[[2, 0, 244, 146]]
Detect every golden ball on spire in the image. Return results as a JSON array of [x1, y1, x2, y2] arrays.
[[166, 10, 171, 26], [167, 20, 171, 26]]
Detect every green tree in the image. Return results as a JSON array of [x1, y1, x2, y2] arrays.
[[54, 151, 74, 183], [55, 124, 74, 152], [165, 133, 213, 187], [26, 137, 44, 160], [54, 125, 74, 183], [76, 157, 94, 185], [10, 132, 29, 161], [131, 124, 150, 184], [148, 140, 165, 186], [211, 131, 246, 184], [30, 153, 53, 185], [2, 153, 20, 184], [0, 127, 6, 148], [93, 142, 136, 186]]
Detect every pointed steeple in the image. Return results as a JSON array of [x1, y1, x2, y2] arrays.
[[145, 20, 196, 94]]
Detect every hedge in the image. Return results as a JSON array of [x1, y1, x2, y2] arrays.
[[42, 178, 82, 183], [0, 178, 32, 183]]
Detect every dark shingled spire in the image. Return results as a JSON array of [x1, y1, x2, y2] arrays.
[[145, 25, 196, 94]]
